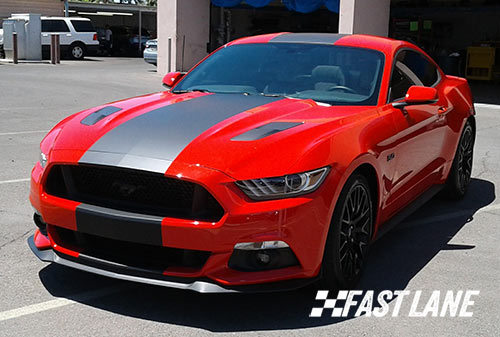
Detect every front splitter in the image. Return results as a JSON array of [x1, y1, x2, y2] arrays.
[[28, 235, 317, 293]]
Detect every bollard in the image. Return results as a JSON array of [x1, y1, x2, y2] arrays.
[[167, 38, 172, 73], [50, 34, 56, 64], [12, 32, 18, 64], [55, 35, 60, 64]]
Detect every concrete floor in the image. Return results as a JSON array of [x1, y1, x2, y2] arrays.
[[0, 57, 499, 336]]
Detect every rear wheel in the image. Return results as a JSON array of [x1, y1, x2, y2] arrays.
[[441, 121, 474, 200], [70, 43, 85, 60], [320, 174, 373, 290]]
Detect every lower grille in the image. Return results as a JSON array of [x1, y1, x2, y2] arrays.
[[53, 226, 210, 271], [45, 164, 224, 221]]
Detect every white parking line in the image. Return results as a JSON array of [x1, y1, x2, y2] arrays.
[[474, 103, 500, 110], [0, 178, 30, 185], [0, 283, 134, 322], [0, 130, 48, 136], [0, 107, 48, 111]]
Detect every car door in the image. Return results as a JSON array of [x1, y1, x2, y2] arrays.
[[384, 49, 449, 215], [41, 19, 72, 46]]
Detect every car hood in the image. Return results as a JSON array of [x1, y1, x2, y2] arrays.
[[48, 92, 372, 180]]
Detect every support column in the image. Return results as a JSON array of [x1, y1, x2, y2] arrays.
[[157, 0, 210, 75], [339, 0, 391, 37]]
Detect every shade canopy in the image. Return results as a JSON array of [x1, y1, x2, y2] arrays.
[[211, 0, 340, 13]]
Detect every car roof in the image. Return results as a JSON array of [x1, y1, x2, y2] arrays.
[[228, 32, 410, 56], [41, 17, 90, 21]]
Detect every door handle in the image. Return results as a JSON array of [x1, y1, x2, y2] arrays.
[[66, 34, 72, 37], [438, 106, 448, 114]]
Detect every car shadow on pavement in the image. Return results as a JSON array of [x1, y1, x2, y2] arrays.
[[38, 178, 495, 332]]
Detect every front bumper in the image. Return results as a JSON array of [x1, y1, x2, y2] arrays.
[[143, 49, 157, 65], [86, 44, 99, 56], [29, 159, 339, 291], [28, 234, 318, 293]]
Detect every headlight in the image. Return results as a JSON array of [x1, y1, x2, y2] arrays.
[[39, 152, 47, 168], [235, 167, 330, 201]]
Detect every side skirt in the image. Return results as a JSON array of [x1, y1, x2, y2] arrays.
[[374, 184, 444, 240]]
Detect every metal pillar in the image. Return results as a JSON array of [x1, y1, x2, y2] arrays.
[[12, 33, 18, 64], [50, 34, 60, 65], [168, 37, 172, 73], [138, 9, 142, 55]]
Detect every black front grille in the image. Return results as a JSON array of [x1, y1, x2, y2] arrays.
[[53, 226, 210, 271], [45, 164, 224, 221]]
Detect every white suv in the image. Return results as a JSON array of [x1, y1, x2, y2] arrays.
[[0, 28, 4, 59], [41, 17, 99, 60]]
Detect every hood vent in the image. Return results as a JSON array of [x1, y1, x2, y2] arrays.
[[231, 122, 303, 141], [81, 106, 122, 126]]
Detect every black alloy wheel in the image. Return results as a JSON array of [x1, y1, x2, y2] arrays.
[[456, 125, 474, 194], [441, 121, 475, 200], [338, 182, 372, 282], [320, 174, 373, 290]]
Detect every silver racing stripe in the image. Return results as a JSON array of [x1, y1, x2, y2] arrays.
[[270, 33, 348, 45], [79, 94, 283, 173]]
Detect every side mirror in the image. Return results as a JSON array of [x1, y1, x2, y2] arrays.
[[392, 86, 438, 109], [162, 72, 184, 88]]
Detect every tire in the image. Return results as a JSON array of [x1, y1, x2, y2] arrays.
[[441, 121, 474, 200], [70, 43, 85, 60], [319, 174, 374, 290]]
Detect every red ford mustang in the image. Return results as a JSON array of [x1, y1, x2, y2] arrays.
[[28, 33, 475, 292]]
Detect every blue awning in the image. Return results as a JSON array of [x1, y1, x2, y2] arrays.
[[211, 0, 339, 13]]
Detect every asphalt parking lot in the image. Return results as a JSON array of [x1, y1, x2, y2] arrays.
[[0, 57, 499, 336]]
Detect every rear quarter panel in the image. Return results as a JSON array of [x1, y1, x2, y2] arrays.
[[437, 75, 475, 182]]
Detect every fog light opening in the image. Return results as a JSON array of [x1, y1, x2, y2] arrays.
[[234, 240, 289, 250], [229, 241, 299, 272], [256, 252, 271, 265]]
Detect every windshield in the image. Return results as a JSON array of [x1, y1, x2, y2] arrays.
[[173, 43, 385, 106]]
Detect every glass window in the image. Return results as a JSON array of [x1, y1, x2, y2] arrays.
[[389, 65, 417, 102], [41, 20, 70, 33], [396, 50, 439, 87], [173, 43, 385, 106], [71, 20, 95, 32]]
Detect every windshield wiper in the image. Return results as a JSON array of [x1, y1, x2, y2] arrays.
[[260, 93, 285, 97], [262, 93, 332, 106]]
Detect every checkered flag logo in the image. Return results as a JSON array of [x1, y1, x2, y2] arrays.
[[310, 290, 348, 317]]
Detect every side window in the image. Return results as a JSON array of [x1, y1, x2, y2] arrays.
[[71, 20, 95, 32], [397, 50, 439, 87], [41, 20, 51, 32], [41, 20, 70, 33], [389, 65, 417, 102]]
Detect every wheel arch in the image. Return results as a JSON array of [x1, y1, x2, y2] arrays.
[[318, 158, 381, 288], [467, 114, 476, 138], [326, 154, 383, 242], [70, 41, 87, 52], [351, 163, 379, 235]]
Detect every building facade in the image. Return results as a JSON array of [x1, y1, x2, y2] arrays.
[[157, 0, 391, 74], [157, 0, 500, 81], [0, 0, 64, 25]]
